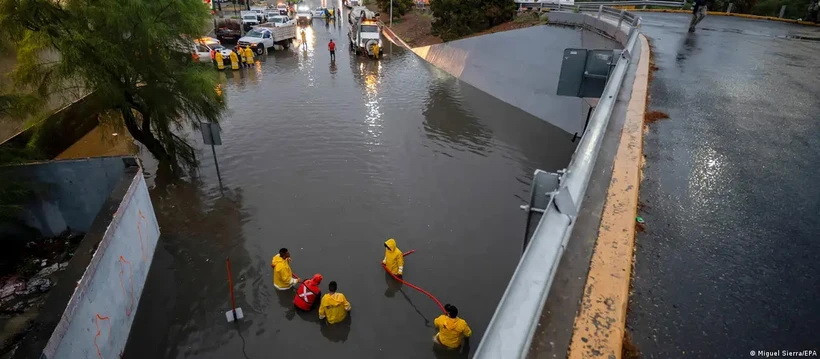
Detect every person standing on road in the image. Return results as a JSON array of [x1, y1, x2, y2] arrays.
[[328, 39, 336, 61], [229, 49, 240, 70], [244, 46, 255, 67], [318, 281, 352, 324], [433, 304, 472, 350], [272, 248, 300, 290], [382, 238, 404, 278], [689, 0, 708, 32], [215, 50, 225, 70]]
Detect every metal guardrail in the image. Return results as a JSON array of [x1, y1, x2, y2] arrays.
[[516, 0, 685, 7], [473, 8, 643, 359]]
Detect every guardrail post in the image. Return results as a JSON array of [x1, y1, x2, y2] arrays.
[[642, 4, 647, 9], [778, 5, 786, 17], [726, 2, 734, 13], [597, 4, 603, 18], [617, 9, 625, 28], [558, 2, 562, 11]]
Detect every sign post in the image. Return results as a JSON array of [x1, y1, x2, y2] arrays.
[[200, 122, 224, 186]]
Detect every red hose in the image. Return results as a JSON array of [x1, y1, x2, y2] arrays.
[[381, 250, 446, 314]]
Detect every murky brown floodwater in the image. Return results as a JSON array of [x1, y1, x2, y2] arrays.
[[119, 6, 595, 358]]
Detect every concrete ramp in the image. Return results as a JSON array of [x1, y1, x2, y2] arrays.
[[413, 25, 619, 134]]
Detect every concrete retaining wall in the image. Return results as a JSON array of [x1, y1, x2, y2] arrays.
[[40, 166, 160, 359], [0, 157, 131, 238], [411, 23, 621, 135]]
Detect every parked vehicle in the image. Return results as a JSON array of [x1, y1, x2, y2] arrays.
[[277, 3, 289, 15], [312, 7, 327, 17], [237, 23, 297, 55], [266, 10, 280, 21], [241, 12, 261, 31], [192, 37, 233, 63], [250, 6, 267, 20], [348, 8, 382, 58], [268, 15, 294, 26], [296, 5, 313, 23], [216, 19, 242, 43]]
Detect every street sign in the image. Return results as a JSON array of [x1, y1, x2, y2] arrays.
[[200, 122, 222, 146], [557, 48, 619, 98]]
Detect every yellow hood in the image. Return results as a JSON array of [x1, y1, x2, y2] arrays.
[[272, 254, 285, 267], [385, 238, 397, 251], [324, 292, 346, 306]]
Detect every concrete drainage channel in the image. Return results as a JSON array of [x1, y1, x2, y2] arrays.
[[446, 7, 645, 359], [0, 157, 160, 358], [381, 6, 648, 357]]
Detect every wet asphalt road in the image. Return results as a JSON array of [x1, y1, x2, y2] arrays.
[[118, 4, 616, 358], [629, 13, 820, 358]]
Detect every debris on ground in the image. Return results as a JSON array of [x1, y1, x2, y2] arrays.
[[1, 230, 83, 356]]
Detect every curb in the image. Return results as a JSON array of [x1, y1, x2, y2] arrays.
[[567, 33, 650, 359], [381, 24, 412, 49], [635, 8, 820, 26]]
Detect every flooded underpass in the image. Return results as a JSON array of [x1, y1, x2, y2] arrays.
[[118, 8, 618, 358]]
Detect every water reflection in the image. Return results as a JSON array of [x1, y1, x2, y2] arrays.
[[350, 59, 384, 147], [123, 174, 253, 358], [422, 80, 493, 156]]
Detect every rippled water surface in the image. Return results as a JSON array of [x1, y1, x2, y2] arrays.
[[124, 12, 582, 359]]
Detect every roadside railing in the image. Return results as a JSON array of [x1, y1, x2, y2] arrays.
[[473, 7, 643, 359], [516, 0, 685, 8]]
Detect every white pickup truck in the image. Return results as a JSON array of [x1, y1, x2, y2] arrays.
[[237, 23, 297, 54]]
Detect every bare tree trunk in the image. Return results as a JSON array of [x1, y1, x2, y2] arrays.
[[120, 105, 172, 164]]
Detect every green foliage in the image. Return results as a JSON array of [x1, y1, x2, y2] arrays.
[[0, 0, 227, 170], [375, 0, 414, 19], [430, 0, 515, 41], [751, 0, 814, 17]]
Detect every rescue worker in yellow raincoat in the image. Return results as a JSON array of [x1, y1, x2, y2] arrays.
[[229, 49, 240, 70], [272, 248, 300, 290], [243, 46, 255, 67], [382, 238, 404, 277], [434, 304, 472, 349], [318, 281, 352, 324], [215, 50, 225, 70]]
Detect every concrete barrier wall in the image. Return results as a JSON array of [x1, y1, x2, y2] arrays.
[[0, 157, 132, 238], [40, 168, 159, 359], [411, 24, 621, 135]]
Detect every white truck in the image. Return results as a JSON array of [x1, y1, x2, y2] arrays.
[[237, 23, 297, 54], [240, 11, 261, 31], [348, 8, 383, 58]]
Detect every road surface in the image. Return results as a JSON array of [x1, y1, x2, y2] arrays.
[[628, 13, 820, 358], [120, 4, 618, 358]]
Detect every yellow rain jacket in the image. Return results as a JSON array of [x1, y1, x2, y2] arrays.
[[434, 315, 472, 349], [215, 51, 225, 70], [244, 47, 255, 64], [229, 51, 239, 70], [271, 254, 294, 289], [382, 238, 404, 275], [318, 292, 351, 324]]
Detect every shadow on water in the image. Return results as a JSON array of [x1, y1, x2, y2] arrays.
[[320, 315, 352, 342], [384, 272, 432, 328], [123, 170, 256, 359]]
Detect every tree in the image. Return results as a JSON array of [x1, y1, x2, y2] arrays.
[[375, 0, 414, 20], [0, 0, 226, 170], [430, 0, 515, 41]]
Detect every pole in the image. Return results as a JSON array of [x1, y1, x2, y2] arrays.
[[389, 0, 393, 28], [211, 143, 223, 187], [226, 258, 238, 320]]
